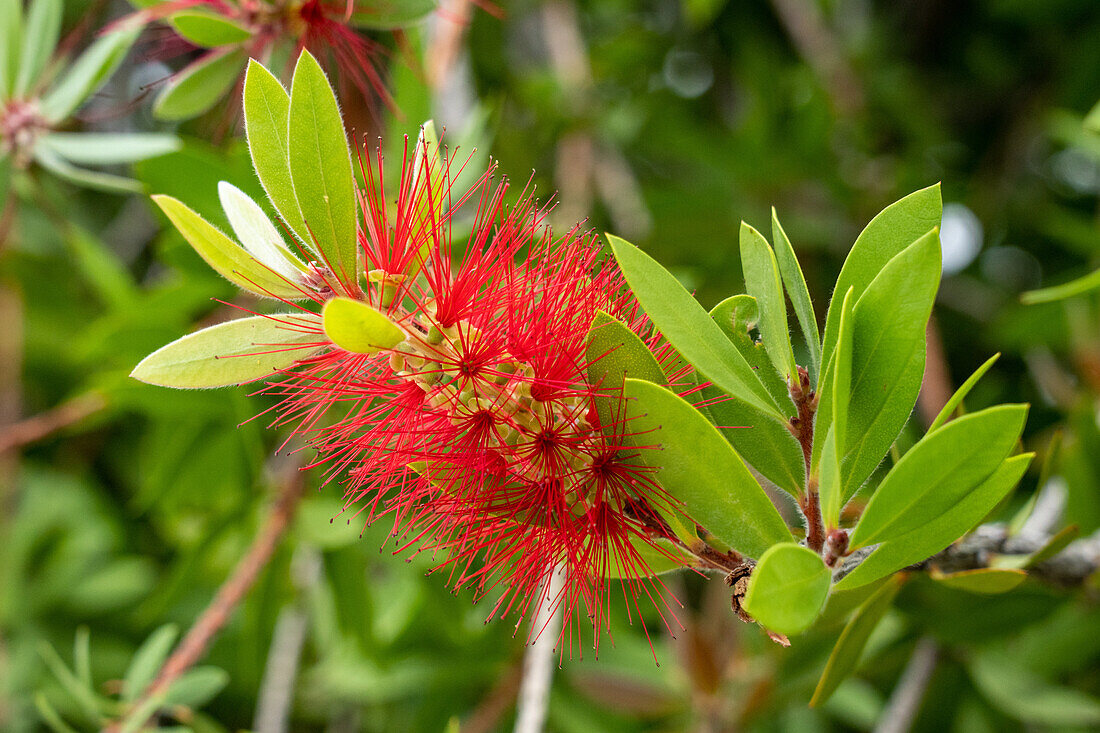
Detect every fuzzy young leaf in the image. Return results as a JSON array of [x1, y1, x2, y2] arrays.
[[288, 51, 359, 288], [743, 543, 830, 636], [38, 133, 180, 165], [15, 0, 61, 97], [154, 47, 244, 121], [771, 208, 821, 378], [739, 222, 796, 380], [169, 10, 251, 46], [132, 314, 323, 389], [811, 574, 904, 706], [849, 404, 1027, 549], [930, 568, 1026, 594], [153, 194, 305, 298], [322, 297, 404, 354], [836, 453, 1033, 590], [218, 181, 307, 282], [40, 27, 139, 122], [609, 235, 782, 418], [928, 352, 1000, 432], [622, 378, 791, 558]]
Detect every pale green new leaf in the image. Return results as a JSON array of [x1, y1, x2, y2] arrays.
[[169, 10, 251, 46], [836, 453, 1032, 590], [609, 235, 781, 418], [771, 208, 821, 379], [739, 222, 796, 380], [122, 625, 178, 702], [743, 543, 830, 636], [33, 146, 142, 193], [322, 297, 404, 354], [15, 0, 62, 97], [38, 132, 180, 165], [154, 47, 244, 121], [1021, 267, 1100, 304], [622, 378, 791, 558], [242, 59, 311, 245], [152, 195, 307, 299], [131, 314, 323, 389], [288, 51, 358, 288], [0, 0, 22, 97], [164, 666, 229, 707], [40, 27, 139, 122], [928, 352, 1000, 432], [218, 181, 307, 281]]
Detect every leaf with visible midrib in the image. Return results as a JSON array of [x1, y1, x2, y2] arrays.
[[739, 222, 796, 380], [287, 51, 359, 289]]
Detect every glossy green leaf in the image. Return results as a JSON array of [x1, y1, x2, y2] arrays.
[[842, 228, 942, 494], [242, 59, 311, 246], [928, 352, 1000, 432], [771, 208, 821, 379], [742, 543, 830, 635], [1021, 267, 1100, 304], [818, 287, 853, 526], [33, 146, 143, 193], [970, 651, 1100, 726], [165, 666, 229, 707], [153, 47, 244, 121], [621, 378, 791, 558], [585, 310, 667, 430], [739, 222, 796, 380], [40, 27, 139, 122], [132, 315, 323, 388], [811, 574, 904, 706], [836, 453, 1032, 590], [0, 0, 21, 97], [930, 568, 1026, 594], [169, 10, 251, 46], [38, 132, 180, 165], [821, 184, 942, 368], [607, 538, 693, 580], [849, 404, 1027, 549], [15, 0, 61, 96], [152, 194, 306, 299], [349, 0, 438, 28], [322, 297, 404, 354], [609, 234, 781, 418], [122, 624, 178, 702], [709, 295, 793, 409], [218, 181, 308, 282], [288, 50, 359, 287]]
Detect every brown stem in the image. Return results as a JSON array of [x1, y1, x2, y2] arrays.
[[0, 391, 105, 455], [109, 470, 303, 731]]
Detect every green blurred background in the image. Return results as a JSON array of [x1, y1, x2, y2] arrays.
[[2, 0, 1100, 731]]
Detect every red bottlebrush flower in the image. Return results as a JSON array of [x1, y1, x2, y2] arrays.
[[256, 135, 694, 655]]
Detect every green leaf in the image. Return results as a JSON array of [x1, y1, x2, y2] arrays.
[[1022, 524, 1079, 569], [131, 314, 324, 389], [37, 641, 102, 720], [349, 0, 438, 29], [849, 404, 1027, 549], [739, 222, 796, 380], [708, 295, 793, 409], [607, 538, 693, 579], [35, 692, 80, 733], [930, 568, 1026, 594], [771, 208, 821, 379], [811, 574, 904, 706], [122, 624, 178, 702], [836, 453, 1032, 590], [585, 310, 667, 429], [322, 297, 404, 354], [411, 119, 444, 271], [288, 50, 359, 288], [40, 27, 139, 122], [169, 10, 251, 46], [621, 378, 791, 558], [970, 651, 1100, 726], [218, 181, 308, 282], [243, 59, 311, 247], [820, 184, 942, 368], [608, 234, 781, 418], [154, 48, 245, 121], [33, 146, 143, 193], [842, 228, 942, 495], [73, 627, 91, 688], [818, 287, 854, 526], [0, 0, 22, 97], [15, 0, 62, 96], [1085, 99, 1100, 135], [1021, 267, 1100, 304], [152, 194, 307, 299], [928, 352, 1000, 432], [38, 132, 180, 165], [742, 543, 830, 635], [165, 666, 229, 707]]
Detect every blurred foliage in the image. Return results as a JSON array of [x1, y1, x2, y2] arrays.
[[1, 0, 1099, 731]]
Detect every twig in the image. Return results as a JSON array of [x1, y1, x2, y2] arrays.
[[513, 565, 566, 733], [873, 637, 939, 733], [109, 470, 304, 732], [0, 391, 106, 455]]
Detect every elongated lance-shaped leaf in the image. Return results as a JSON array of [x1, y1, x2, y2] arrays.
[[40, 27, 139, 122], [38, 133, 180, 165], [811, 574, 904, 707], [152, 195, 308, 299], [850, 404, 1027, 548], [818, 287, 853, 527], [411, 119, 444, 271], [771, 208, 821, 379], [928, 352, 1000, 432], [836, 453, 1033, 590], [739, 222, 796, 380], [709, 295, 793, 409], [288, 51, 359, 290], [169, 10, 251, 46], [622, 378, 791, 558], [1021, 267, 1100, 304], [0, 0, 21, 97], [322, 297, 404, 354], [608, 234, 782, 418], [742, 543, 830, 636], [122, 625, 178, 702], [132, 314, 323, 388], [33, 146, 142, 193], [242, 59, 312, 247], [930, 567, 1026, 594], [153, 47, 245, 121], [15, 0, 61, 97], [217, 181, 308, 282], [820, 185, 942, 371]]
